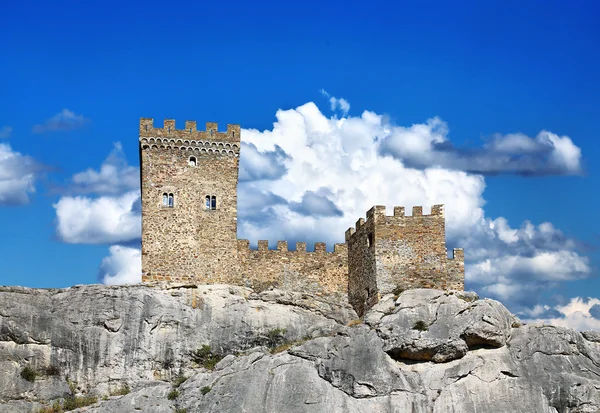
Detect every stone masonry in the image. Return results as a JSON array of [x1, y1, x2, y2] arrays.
[[345, 205, 464, 315], [139, 118, 464, 315]]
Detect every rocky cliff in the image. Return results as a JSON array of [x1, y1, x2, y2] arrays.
[[1, 284, 599, 412]]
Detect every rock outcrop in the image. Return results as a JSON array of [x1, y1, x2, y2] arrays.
[[0, 284, 599, 412]]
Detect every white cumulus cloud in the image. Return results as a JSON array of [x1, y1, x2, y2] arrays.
[[320, 89, 350, 116], [237, 97, 591, 310], [54, 191, 141, 244], [379, 119, 583, 176], [70, 142, 139, 194], [522, 297, 600, 331], [99, 245, 141, 285], [0, 143, 42, 205]]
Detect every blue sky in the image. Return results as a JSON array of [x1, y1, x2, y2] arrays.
[[1, 0, 599, 329]]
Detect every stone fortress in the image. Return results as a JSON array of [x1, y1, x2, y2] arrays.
[[139, 118, 464, 315]]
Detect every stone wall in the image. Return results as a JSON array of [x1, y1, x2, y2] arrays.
[[140, 119, 242, 284], [446, 248, 465, 290], [237, 240, 348, 297], [346, 215, 378, 316], [374, 205, 448, 292]]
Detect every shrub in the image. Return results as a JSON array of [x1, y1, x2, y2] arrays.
[[109, 384, 130, 396], [175, 409, 188, 413], [62, 395, 98, 411], [45, 365, 60, 376], [201, 386, 211, 395], [412, 320, 429, 331], [36, 401, 61, 413], [173, 376, 188, 388], [270, 342, 293, 354], [167, 389, 180, 400], [21, 366, 37, 382], [190, 345, 223, 370], [266, 328, 287, 348]]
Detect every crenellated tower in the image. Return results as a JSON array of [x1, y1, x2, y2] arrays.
[[139, 118, 242, 284], [345, 205, 464, 316]]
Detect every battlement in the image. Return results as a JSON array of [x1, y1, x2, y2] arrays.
[[139, 118, 241, 155], [449, 248, 464, 260], [345, 204, 445, 241], [237, 239, 347, 254]]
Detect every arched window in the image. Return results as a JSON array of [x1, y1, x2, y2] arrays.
[[162, 193, 168, 207], [189, 156, 196, 166], [168, 193, 174, 208], [205, 195, 210, 209], [211, 195, 217, 210]]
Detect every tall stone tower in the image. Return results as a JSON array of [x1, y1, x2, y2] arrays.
[[139, 118, 242, 284]]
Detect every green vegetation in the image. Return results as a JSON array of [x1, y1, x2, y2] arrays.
[[167, 389, 180, 400], [190, 345, 223, 370], [21, 366, 37, 382], [175, 409, 188, 413], [201, 386, 211, 395], [63, 395, 98, 410], [37, 396, 98, 412], [45, 365, 60, 376], [412, 320, 429, 331], [173, 376, 188, 388], [109, 384, 130, 396]]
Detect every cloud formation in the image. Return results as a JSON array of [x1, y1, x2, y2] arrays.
[[0, 143, 42, 205], [0, 126, 12, 139], [379, 117, 583, 176], [239, 142, 290, 182], [522, 297, 600, 331], [70, 142, 139, 194], [99, 245, 141, 285], [53, 191, 141, 244], [32, 109, 89, 133], [237, 95, 590, 311], [321, 89, 350, 116]]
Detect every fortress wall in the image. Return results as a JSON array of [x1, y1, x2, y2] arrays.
[[237, 240, 348, 297], [346, 215, 378, 316], [140, 119, 242, 285], [373, 205, 448, 293], [446, 248, 465, 291]]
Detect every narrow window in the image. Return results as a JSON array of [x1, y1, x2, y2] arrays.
[[162, 193, 168, 207], [367, 232, 374, 248], [211, 195, 217, 210], [189, 156, 196, 166], [205, 195, 210, 209], [168, 193, 174, 207]]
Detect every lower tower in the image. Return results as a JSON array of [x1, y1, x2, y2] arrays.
[[345, 205, 464, 316]]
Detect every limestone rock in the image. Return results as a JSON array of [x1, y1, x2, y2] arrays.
[[1, 284, 599, 413], [371, 289, 517, 363]]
